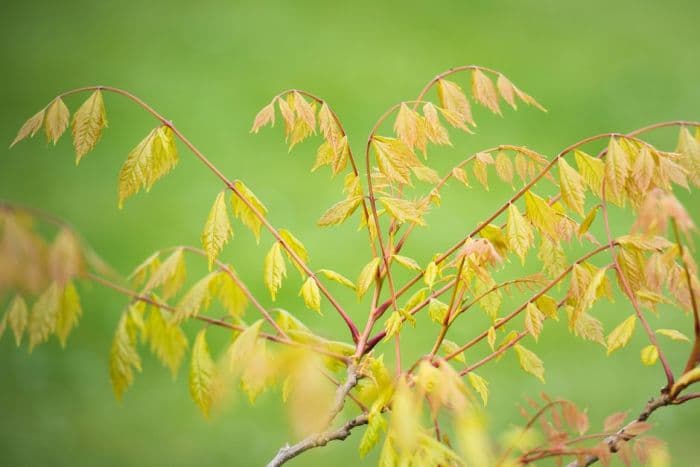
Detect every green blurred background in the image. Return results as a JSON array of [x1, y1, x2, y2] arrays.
[[1, 0, 699, 465]]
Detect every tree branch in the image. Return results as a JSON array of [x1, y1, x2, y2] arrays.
[[266, 413, 369, 467]]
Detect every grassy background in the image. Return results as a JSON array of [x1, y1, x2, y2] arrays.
[[1, 0, 699, 465]]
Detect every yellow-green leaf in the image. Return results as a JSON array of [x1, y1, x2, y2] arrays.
[[578, 206, 599, 236], [28, 282, 61, 351], [379, 197, 425, 225], [279, 228, 309, 276], [357, 257, 381, 298], [605, 138, 630, 205], [264, 242, 287, 300], [606, 315, 636, 355], [436, 79, 474, 126], [467, 372, 489, 406], [109, 312, 142, 400], [514, 344, 545, 382], [640, 344, 658, 366], [145, 248, 187, 300], [71, 90, 108, 163], [575, 150, 605, 196], [428, 298, 449, 324], [441, 339, 465, 363], [359, 412, 386, 458], [190, 329, 217, 417], [6, 295, 28, 346], [231, 180, 268, 242], [300, 276, 322, 314], [201, 191, 233, 269], [656, 328, 690, 343], [229, 320, 263, 370], [174, 272, 219, 323], [525, 191, 558, 239], [45, 97, 70, 144], [55, 281, 82, 347], [317, 269, 355, 290], [10, 108, 45, 148], [506, 203, 533, 264], [147, 307, 188, 377], [216, 271, 248, 319], [392, 255, 421, 271], [524, 302, 545, 342], [424, 261, 439, 288], [250, 101, 275, 133], [471, 69, 500, 114], [558, 158, 585, 216], [317, 197, 362, 227], [118, 126, 178, 208]]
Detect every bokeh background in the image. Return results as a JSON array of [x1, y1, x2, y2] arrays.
[[2, 0, 700, 465]]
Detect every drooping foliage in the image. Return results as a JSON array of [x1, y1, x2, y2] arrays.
[[3, 66, 700, 466]]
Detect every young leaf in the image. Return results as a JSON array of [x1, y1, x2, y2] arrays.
[[359, 413, 386, 458], [524, 302, 545, 342], [524, 191, 558, 239], [372, 136, 421, 185], [495, 151, 514, 184], [357, 257, 381, 298], [558, 158, 585, 216], [379, 197, 425, 225], [71, 90, 108, 163], [231, 180, 268, 242], [452, 167, 471, 187], [279, 228, 309, 276], [423, 102, 450, 146], [189, 329, 217, 417], [48, 228, 84, 286], [129, 252, 161, 287], [118, 126, 179, 208], [317, 269, 356, 290], [229, 320, 263, 370], [436, 79, 474, 126], [45, 97, 70, 144], [392, 255, 421, 271], [299, 276, 322, 314], [317, 197, 362, 227], [250, 102, 275, 133], [655, 328, 690, 343], [640, 345, 658, 366], [216, 271, 248, 319], [174, 272, 219, 323], [145, 248, 187, 300], [441, 339, 465, 363], [109, 313, 142, 400], [201, 191, 233, 269], [264, 242, 287, 300], [578, 206, 599, 236], [10, 108, 45, 148], [5, 295, 28, 346], [471, 69, 501, 114], [496, 74, 517, 109], [506, 203, 533, 264], [605, 138, 630, 205], [467, 372, 489, 406], [55, 281, 82, 347], [514, 344, 545, 382], [147, 307, 188, 377], [292, 91, 316, 132], [424, 261, 438, 288], [394, 103, 423, 150], [575, 150, 605, 196], [428, 298, 449, 324], [606, 315, 636, 355], [28, 283, 61, 351]]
